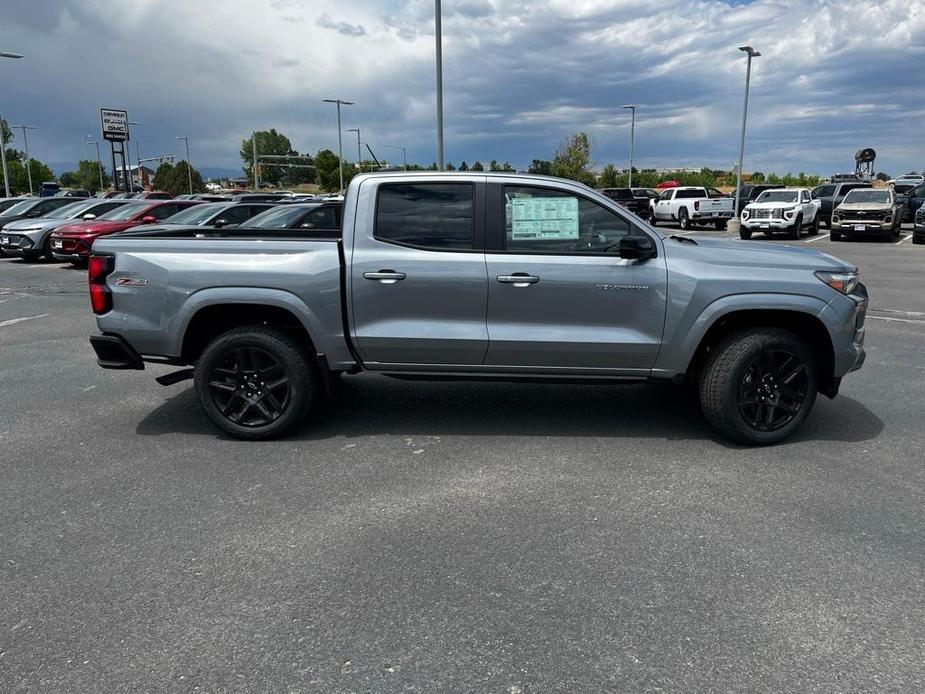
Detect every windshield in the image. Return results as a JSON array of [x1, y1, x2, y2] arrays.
[[603, 189, 634, 200], [756, 190, 799, 203], [245, 205, 313, 228], [843, 190, 890, 204], [97, 202, 149, 220], [163, 203, 224, 225], [2, 200, 41, 216], [42, 201, 89, 218]]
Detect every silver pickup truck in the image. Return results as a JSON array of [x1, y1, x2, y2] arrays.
[[88, 172, 868, 445]]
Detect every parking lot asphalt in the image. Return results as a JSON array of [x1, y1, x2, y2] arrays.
[[2, 228, 924, 692]]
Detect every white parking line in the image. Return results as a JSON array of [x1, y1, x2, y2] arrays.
[[895, 234, 911, 246], [867, 315, 924, 325], [0, 314, 49, 328], [804, 234, 830, 243]]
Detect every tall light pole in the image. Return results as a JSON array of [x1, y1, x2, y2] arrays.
[[322, 98, 353, 192], [252, 131, 260, 191], [11, 124, 36, 195], [385, 144, 407, 171], [347, 128, 361, 172], [621, 105, 637, 188], [434, 0, 445, 170], [175, 136, 193, 194], [734, 46, 760, 220], [127, 121, 140, 190], [0, 51, 24, 197], [85, 137, 105, 192]]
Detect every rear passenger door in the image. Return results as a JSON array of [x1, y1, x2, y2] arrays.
[[349, 180, 488, 366]]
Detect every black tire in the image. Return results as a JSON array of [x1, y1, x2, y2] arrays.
[[913, 236, 923, 245], [678, 208, 690, 230], [699, 328, 818, 445], [787, 214, 802, 240], [194, 326, 317, 440], [649, 217, 658, 227], [714, 220, 727, 231], [830, 231, 842, 241], [21, 250, 42, 262], [739, 228, 752, 240], [809, 214, 820, 236], [43, 237, 57, 261], [893, 217, 901, 239]]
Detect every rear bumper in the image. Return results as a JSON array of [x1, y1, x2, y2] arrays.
[[89, 333, 145, 370], [692, 211, 733, 221]]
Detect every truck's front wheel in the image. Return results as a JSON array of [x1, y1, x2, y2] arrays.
[[699, 328, 817, 445], [194, 327, 317, 440]]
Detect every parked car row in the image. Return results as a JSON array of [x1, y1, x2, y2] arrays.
[[0, 196, 345, 263]]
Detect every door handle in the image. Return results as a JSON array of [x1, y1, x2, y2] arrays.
[[363, 270, 406, 284], [497, 273, 539, 287]]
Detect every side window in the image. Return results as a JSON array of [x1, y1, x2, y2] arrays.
[[299, 206, 339, 231], [658, 190, 673, 202], [707, 187, 725, 198], [150, 204, 177, 220], [503, 186, 631, 254], [222, 206, 253, 225], [375, 183, 474, 250], [37, 200, 66, 214]]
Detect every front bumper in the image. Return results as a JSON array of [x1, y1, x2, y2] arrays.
[[742, 216, 794, 230], [89, 333, 145, 370], [0, 233, 35, 255], [831, 216, 893, 235], [49, 236, 93, 261]]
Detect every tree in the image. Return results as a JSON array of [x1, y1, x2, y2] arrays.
[[314, 149, 357, 192], [0, 156, 56, 196], [550, 132, 594, 186], [471, 160, 485, 172], [528, 159, 552, 175], [751, 171, 765, 182], [598, 164, 620, 188], [458, 161, 469, 171], [489, 159, 501, 172], [58, 160, 111, 193], [446, 162, 456, 171], [240, 129, 294, 186], [875, 172, 890, 182], [153, 162, 175, 191], [157, 160, 206, 196]]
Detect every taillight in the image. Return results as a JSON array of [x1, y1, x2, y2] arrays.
[[88, 254, 114, 314], [694, 200, 700, 211]]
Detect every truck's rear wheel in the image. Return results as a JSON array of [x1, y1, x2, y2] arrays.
[[699, 328, 817, 445], [678, 208, 690, 230], [194, 326, 317, 440], [714, 220, 727, 230]]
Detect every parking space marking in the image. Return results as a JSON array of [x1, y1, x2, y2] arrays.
[[804, 234, 830, 244], [0, 314, 49, 328], [895, 234, 912, 245]]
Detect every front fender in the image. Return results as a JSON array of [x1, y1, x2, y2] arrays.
[[653, 292, 831, 376]]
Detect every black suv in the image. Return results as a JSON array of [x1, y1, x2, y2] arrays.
[[600, 188, 650, 220], [811, 182, 872, 228], [732, 184, 779, 215]]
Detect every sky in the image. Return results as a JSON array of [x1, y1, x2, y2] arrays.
[[1, 0, 923, 178]]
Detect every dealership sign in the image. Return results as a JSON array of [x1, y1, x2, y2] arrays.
[[100, 108, 129, 141]]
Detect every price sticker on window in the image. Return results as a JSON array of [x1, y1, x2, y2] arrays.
[[510, 196, 579, 240]]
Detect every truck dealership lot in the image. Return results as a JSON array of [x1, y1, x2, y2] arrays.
[[2, 231, 924, 690]]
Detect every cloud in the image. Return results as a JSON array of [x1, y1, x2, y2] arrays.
[[0, 0, 922, 178], [316, 13, 367, 37]]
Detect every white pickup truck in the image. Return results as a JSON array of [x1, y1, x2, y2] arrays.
[[650, 186, 735, 230]]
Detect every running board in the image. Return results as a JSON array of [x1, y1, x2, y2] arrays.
[[155, 368, 195, 386]]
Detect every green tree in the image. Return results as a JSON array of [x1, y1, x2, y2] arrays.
[[751, 171, 765, 182], [58, 160, 111, 193], [458, 161, 469, 171], [489, 159, 501, 172], [0, 157, 56, 196], [240, 129, 294, 186], [471, 160, 485, 172], [598, 164, 620, 188], [875, 172, 890, 182], [550, 132, 594, 185], [158, 160, 206, 196], [152, 162, 175, 191], [314, 149, 357, 192], [446, 162, 456, 171], [527, 159, 552, 175]]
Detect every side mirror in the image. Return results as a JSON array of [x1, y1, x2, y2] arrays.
[[618, 235, 656, 261], [141, 215, 157, 224], [82, 213, 97, 220]]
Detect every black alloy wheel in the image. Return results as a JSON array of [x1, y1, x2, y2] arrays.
[[736, 348, 809, 433], [207, 347, 292, 428], [679, 208, 690, 230]]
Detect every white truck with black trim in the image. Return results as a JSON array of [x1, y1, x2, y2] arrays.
[[650, 186, 735, 230]]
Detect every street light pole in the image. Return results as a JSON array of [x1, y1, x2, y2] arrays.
[[252, 131, 259, 191], [621, 105, 637, 189], [323, 98, 354, 192], [347, 128, 361, 172], [127, 121, 140, 190], [176, 136, 193, 194], [434, 0, 444, 170], [734, 46, 760, 221], [11, 124, 36, 195], [385, 145, 407, 171], [0, 51, 24, 197]]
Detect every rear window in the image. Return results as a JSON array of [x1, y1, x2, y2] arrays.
[[813, 185, 836, 197], [675, 189, 706, 199], [375, 183, 474, 250]]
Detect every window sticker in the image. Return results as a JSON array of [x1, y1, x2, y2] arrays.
[[510, 196, 579, 240]]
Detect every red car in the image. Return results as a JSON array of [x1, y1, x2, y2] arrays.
[[49, 200, 201, 264]]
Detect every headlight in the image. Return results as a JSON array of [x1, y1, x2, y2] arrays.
[[742, 209, 750, 220], [815, 270, 860, 295]]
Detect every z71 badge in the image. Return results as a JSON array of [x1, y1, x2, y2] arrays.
[[115, 277, 148, 287]]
